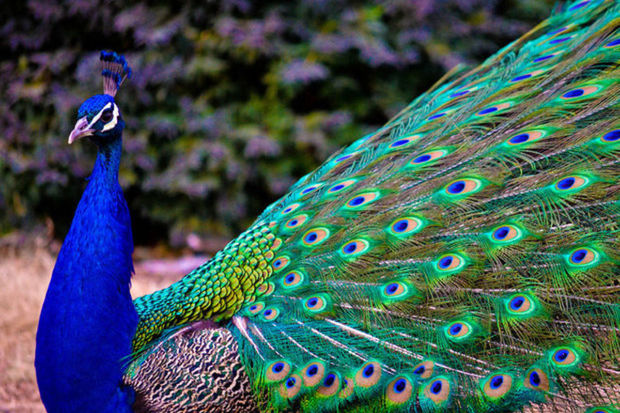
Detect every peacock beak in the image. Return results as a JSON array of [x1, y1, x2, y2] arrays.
[[68, 117, 95, 144]]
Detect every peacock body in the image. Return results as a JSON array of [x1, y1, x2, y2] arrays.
[[37, 0, 619, 412], [35, 53, 137, 412], [125, 0, 620, 412]]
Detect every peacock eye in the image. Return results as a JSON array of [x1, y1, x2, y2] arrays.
[[101, 109, 114, 123]]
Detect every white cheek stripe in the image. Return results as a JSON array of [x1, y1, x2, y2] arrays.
[[86, 102, 119, 132], [87, 102, 112, 129], [102, 104, 119, 132]]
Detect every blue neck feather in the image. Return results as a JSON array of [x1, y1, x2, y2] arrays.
[[35, 134, 137, 413]]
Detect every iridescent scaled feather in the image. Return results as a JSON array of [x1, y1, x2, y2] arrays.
[[128, 1, 620, 411]]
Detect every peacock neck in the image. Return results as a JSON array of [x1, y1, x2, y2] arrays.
[[35, 133, 137, 413], [92, 137, 122, 186]]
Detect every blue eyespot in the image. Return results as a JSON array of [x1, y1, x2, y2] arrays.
[[285, 273, 296, 283], [602, 130, 620, 142], [563, 89, 584, 98], [533, 54, 554, 62], [428, 112, 446, 120], [286, 377, 296, 388], [511, 74, 532, 82], [414, 365, 425, 375], [493, 226, 510, 240], [413, 154, 432, 164], [477, 106, 498, 115], [335, 154, 352, 162], [490, 375, 504, 389], [571, 249, 588, 263], [509, 296, 525, 310], [305, 232, 318, 243], [556, 177, 575, 190], [393, 378, 407, 393], [449, 323, 462, 335], [324, 373, 336, 387], [430, 380, 442, 394], [606, 38, 620, 47], [362, 364, 374, 378], [569, 0, 589, 11], [386, 283, 399, 294], [549, 36, 572, 45], [554, 349, 569, 362], [439, 256, 454, 269], [307, 364, 319, 377], [307, 297, 318, 307], [447, 181, 465, 194], [391, 139, 410, 147], [393, 220, 409, 232], [249, 305, 258, 311], [331, 184, 345, 191], [529, 371, 540, 387], [509, 133, 529, 144], [349, 196, 365, 206], [264, 309, 273, 317], [272, 362, 285, 373], [344, 243, 356, 253], [548, 26, 566, 35], [450, 90, 469, 98]]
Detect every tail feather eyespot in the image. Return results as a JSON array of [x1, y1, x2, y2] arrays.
[[566, 247, 600, 267], [301, 360, 326, 387], [523, 367, 550, 392], [412, 360, 435, 379], [385, 376, 414, 405], [281, 270, 305, 289], [481, 373, 513, 400], [339, 239, 371, 258], [301, 227, 331, 247], [280, 203, 302, 216], [246, 301, 265, 316], [388, 216, 425, 237], [284, 214, 308, 230], [421, 376, 451, 405], [354, 361, 382, 388], [265, 360, 292, 382], [261, 307, 280, 321], [317, 372, 341, 397], [388, 134, 421, 150], [344, 191, 381, 209], [442, 178, 485, 198], [279, 374, 302, 399]]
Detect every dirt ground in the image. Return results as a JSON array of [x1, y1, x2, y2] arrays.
[[0, 238, 203, 413]]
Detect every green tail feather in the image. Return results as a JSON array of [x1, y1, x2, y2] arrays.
[[128, 0, 620, 411]]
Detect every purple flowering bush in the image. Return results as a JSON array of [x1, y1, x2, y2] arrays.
[[1, 0, 553, 246]]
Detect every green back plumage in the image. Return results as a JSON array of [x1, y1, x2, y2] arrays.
[[128, 1, 620, 411]]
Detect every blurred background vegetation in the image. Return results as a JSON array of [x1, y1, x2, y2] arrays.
[[1, 0, 554, 250]]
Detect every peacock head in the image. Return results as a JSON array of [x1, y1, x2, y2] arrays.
[[69, 51, 131, 146]]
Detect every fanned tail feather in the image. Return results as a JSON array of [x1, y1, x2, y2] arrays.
[[129, 0, 620, 411]]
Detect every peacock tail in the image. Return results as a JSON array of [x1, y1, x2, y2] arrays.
[[127, 0, 620, 411]]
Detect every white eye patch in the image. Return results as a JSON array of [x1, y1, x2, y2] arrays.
[[87, 102, 119, 132]]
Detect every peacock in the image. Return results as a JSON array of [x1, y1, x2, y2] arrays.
[[35, 52, 137, 412], [36, 0, 619, 412]]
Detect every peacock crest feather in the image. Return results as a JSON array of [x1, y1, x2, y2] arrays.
[[125, 1, 619, 411]]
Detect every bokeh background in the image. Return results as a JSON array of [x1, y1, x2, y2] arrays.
[[1, 0, 555, 411], [2, 0, 555, 249]]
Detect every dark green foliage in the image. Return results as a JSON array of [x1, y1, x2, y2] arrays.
[[0, 0, 554, 244]]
